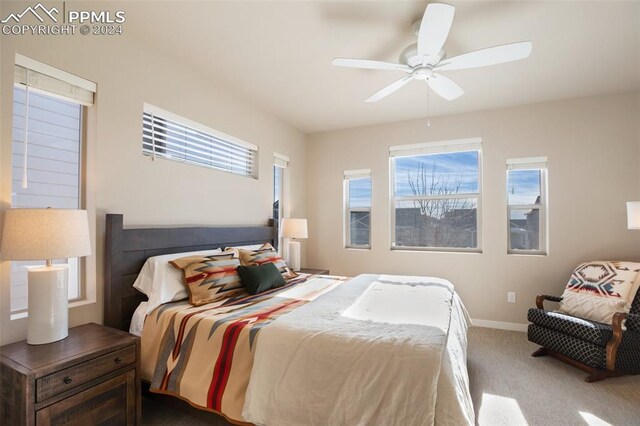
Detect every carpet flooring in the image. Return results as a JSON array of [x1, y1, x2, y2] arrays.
[[142, 327, 640, 425]]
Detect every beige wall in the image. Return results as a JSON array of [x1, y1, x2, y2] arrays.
[[0, 10, 306, 344], [305, 92, 640, 325]]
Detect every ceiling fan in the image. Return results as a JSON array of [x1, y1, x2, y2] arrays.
[[332, 3, 532, 102]]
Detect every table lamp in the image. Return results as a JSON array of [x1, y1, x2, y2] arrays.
[[0, 209, 91, 345], [281, 218, 308, 271], [627, 202, 640, 230]]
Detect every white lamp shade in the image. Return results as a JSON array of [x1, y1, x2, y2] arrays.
[[281, 218, 308, 239], [627, 202, 640, 230], [0, 209, 92, 260]]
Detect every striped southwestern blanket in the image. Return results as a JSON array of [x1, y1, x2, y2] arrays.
[[140, 274, 347, 423]]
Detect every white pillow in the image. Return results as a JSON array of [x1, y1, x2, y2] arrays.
[[226, 244, 268, 251], [133, 248, 222, 314], [558, 261, 640, 324]]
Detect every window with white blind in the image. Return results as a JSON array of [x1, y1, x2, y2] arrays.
[[344, 169, 372, 249], [507, 157, 548, 255], [390, 138, 482, 252], [10, 74, 89, 314], [142, 104, 258, 178], [273, 153, 289, 252]]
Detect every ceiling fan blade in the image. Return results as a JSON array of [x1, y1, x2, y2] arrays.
[[436, 41, 533, 71], [365, 76, 413, 103], [427, 74, 464, 100], [417, 3, 455, 58], [332, 58, 410, 72]]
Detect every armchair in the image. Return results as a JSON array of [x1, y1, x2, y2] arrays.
[[528, 292, 640, 382]]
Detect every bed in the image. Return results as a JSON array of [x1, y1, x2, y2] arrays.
[[104, 214, 474, 425]]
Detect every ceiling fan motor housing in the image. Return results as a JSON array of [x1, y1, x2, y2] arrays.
[[400, 43, 444, 68]]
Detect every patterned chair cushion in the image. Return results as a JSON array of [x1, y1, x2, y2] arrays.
[[558, 261, 640, 324], [627, 313, 640, 332], [528, 324, 606, 369], [631, 291, 640, 315], [528, 308, 613, 346], [528, 324, 640, 374]]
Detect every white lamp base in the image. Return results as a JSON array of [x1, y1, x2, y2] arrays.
[[27, 265, 69, 345], [288, 240, 301, 271]]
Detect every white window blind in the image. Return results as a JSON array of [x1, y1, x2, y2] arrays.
[[344, 168, 372, 180], [10, 85, 82, 314], [507, 156, 548, 170], [390, 138, 482, 158], [15, 54, 96, 106], [142, 104, 258, 178], [274, 153, 289, 169]]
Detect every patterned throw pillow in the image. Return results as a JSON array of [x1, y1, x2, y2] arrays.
[[237, 243, 298, 280], [558, 261, 640, 324], [170, 251, 244, 306]]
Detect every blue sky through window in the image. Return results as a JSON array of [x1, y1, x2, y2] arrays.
[[508, 169, 541, 205], [508, 169, 541, 220], [349, 177, 371, 208], [394, 151, 479, 197]]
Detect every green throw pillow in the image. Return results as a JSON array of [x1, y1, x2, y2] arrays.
[[237, 262, 286, 295]]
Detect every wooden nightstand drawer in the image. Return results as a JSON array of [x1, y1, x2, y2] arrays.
[[36, 345, 136, 402], [36, 369, 136, 425]]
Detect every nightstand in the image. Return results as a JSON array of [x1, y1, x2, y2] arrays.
[[0, 323, 140, 425], [299, 268, 330, 275]]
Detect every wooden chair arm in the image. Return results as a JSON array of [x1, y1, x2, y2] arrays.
[[605, 312, 627, 371], [536, 294, 563, 310]]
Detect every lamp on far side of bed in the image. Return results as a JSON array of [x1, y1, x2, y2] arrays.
[[627, 201, 640, 230], [0, 208, 91, 345], [281, 218, 307, 271]]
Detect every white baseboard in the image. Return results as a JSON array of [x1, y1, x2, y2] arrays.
[[471, 319, 528, 332]]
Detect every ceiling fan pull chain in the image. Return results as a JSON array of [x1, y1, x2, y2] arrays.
[[426, 79, 431, 127]]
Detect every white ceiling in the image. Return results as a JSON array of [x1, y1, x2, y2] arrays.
[[126, 1, 640, 133]]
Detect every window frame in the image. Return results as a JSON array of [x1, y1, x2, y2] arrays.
[[9, 85, 86, 316], [506, 158, 548, 256], [389, 138, 483, 253], [344, 169, 372, 250], [273, 153, 288, 253]]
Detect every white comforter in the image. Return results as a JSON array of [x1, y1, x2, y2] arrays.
[[242, 274, 474, 426]]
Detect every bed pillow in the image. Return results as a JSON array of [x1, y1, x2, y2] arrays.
[[558, 261, 640, 324], [238, 243, 298, 279], [132, 248, 222, 313], [237, 263, 286, 295], [224, 243, 272, 259], [172, 252, 244, 306]]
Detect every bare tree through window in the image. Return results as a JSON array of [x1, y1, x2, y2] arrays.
[[393, 150, 479, 249]]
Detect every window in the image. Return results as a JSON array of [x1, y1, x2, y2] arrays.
[[507, 157, 548, 255], [344, 169, 371, 249], [273, 153, 288, 251], [142, 104, 258, 178], [10, 56, 95, 315], [390, 138, 482, 251]]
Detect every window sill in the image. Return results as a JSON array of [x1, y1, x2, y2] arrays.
[[345, 246, 371, 251], [391, 247, 482, 254], [508, 251, 548, 257], [10, 297, 96, 321]]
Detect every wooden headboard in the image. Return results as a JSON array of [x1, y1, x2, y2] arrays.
[[104, 213, 277, 331]]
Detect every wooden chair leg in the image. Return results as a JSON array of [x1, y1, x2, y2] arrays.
[[531, 347, 548, 357], [585, 369, 623, 383]]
